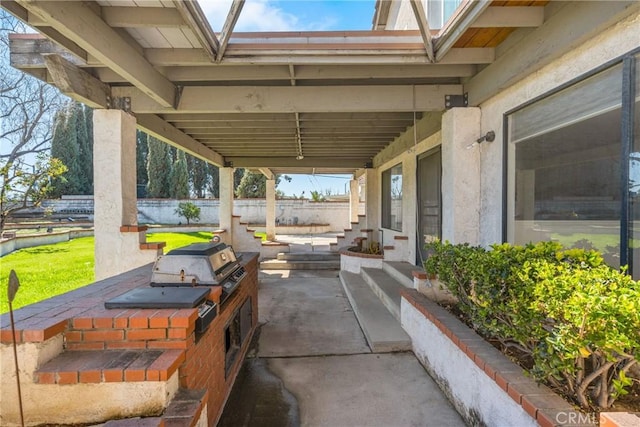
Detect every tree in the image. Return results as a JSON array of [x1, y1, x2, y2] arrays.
[[175, 201, 200, 225], [1, 12, 67, 232], [234, 168, 245, 191], [49, 103, 81, 196], [235, 170, 266, 198], [186, 154, 209, 198], [48, 101, 93, 197], [75, 102, 93, 194], [146, 136, 171, 198], [169, 150, 189, 199], [235, 170, 292, 198], [136, 130, 148, 197], [207, 164, 219, 198]]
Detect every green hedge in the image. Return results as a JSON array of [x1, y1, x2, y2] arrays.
[[424, 240, 640, 409]]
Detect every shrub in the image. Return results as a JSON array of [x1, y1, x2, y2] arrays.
[[424, 240, 640, 409], [174, 201, 200, 225]]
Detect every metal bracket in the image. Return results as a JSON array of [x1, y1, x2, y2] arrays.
[[364, 161, 373, 169], [224, 161, 233, 168], [106, 96, 131, 112], [445, 93, 468, 109]]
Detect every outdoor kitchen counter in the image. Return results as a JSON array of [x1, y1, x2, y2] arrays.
[[0, 252, 260, 426], [0, 252, 259, 345]]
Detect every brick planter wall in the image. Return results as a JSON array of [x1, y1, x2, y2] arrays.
[[400, 289, 597, 427]]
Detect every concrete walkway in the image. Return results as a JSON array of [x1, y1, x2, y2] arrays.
[[218, 270, 466, 427]]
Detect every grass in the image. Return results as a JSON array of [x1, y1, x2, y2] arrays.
[[0, 232, 213, 314]]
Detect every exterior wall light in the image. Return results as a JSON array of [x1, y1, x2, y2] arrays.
[[467, 130, 495, 149]]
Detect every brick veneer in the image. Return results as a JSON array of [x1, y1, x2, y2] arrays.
[[0, 253, 259, 426], [401, 289, 597, 427]]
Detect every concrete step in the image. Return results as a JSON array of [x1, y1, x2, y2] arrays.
[[339, 271, 411, 353], [260, 259, 340, 270], [383, 261, 417, 289], [276, 251, 340, 261], [361, 267, 410, 322], [34, 348, 184, 385]]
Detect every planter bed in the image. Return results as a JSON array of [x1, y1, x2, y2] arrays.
[[400, 289, 598, 427], [339, 246, 383, 273]]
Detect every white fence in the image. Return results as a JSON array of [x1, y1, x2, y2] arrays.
[[41, 198, 362, 232], [0, 229, 94, 257]]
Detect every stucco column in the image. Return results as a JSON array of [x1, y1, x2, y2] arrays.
[[349, 179, 359, 223], [219, 167, 234, 238], [93, 110, 143, 280], [364, 168, 379, 230], [441, 107, 481, 245], [265, 179, 276, 241]]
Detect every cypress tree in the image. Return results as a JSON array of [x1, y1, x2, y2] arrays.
[[234, 168, 244, 192], [136, 130, 149, 198], [74, 102, 93, 194], [208, 164, 219, 198], [235, 170, 267, 198], [50, 104, 82, 196], [170, 150, 189, 199], [187, 155, 209, 198], [146, 136, 171, 198]]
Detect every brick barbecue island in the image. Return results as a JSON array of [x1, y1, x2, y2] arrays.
[[0, 252, 260, 426]]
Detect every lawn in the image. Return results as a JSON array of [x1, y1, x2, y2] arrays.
[[0, 232, 213, 314]]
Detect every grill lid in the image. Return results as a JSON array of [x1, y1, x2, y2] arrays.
[[150, 242, 240, 286]]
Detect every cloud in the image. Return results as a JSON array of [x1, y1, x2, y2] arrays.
[[197, 0, 333, 32]]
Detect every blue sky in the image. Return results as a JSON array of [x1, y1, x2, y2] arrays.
[[201, 0, 376, 32], [200, 1, 374, 195], [277, 173, 353, 197]]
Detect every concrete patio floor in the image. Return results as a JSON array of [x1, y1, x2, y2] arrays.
[[218, 269, 466, 427]]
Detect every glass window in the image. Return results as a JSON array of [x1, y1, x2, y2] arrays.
[[382, 164, 403, 231], [427, 0, 464, 29], [509, 63, 623, 269]]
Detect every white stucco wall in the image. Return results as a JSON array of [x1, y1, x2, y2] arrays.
[[401, 298, 537, 427], [474, 4, 640, 246], [41, 199, 359, 232], [376, 131, 441, 264]]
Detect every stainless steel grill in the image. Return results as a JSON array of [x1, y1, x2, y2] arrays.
[[150, 242, 246, 303]]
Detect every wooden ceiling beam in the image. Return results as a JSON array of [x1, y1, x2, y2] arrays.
[[113, 84, 462, 113], [16, 0, 176, 108], [43, 54, 110, 109], [101, 7, 186, 28], [471, 7, 544, 28], [216, 0, 245, 62], [409, 0, 435, 62], [226, 157, 370, 168]]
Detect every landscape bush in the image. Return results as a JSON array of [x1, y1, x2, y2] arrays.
[[424, 240, 640, 409]]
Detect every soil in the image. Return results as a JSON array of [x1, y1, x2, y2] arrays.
[[438, 302, 640, 414]]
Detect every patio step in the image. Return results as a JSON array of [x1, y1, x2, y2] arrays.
[[382, 261, 417, 288], [34, 348, 184, 385], [276, 251, 340, 261], [261, 252, 340, 270], [339, 271, 411, 353], [361, 267, 410, 322]]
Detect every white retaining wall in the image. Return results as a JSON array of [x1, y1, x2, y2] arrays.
[[0, 229, 94, 257], [401, 298, 537, 427], [41, 199, 360, 232]]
